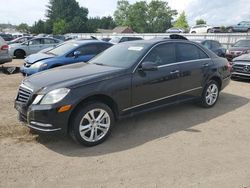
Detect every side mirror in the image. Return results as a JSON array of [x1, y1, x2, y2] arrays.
[[73, 51, 81, 58], [140, 61, 158, 71]]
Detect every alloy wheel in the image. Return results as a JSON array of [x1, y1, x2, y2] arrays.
[[205, 84, 218, 106], [79, 108, 111, 142]]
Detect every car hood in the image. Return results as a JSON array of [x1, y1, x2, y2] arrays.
[[23, 63, 126, 93], [233, 54, 250, 62], [25, 53, 56, 64], [228, 47, 250, 51]]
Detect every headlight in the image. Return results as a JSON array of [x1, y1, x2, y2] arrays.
[[30, 62, 48, 69], [40, 88, 70, 105]]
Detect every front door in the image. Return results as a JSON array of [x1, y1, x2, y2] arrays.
[[131, 42, 182, 108]]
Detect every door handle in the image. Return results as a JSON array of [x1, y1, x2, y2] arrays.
[[170, 70, 180, 74], [203, 63, 209, 67]]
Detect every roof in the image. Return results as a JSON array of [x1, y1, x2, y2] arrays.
[[112, 26, 134, 33]]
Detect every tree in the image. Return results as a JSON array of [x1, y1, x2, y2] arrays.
[[114, 0, 130, 26], [46, 0, 89, 33], [86, 16, 116, 32], [53, 19, 66, 34], [146, 0, 177, 33], [30, 20, 46, 34], [114, 0, 177, 33], [127, 1, 148, 33], [196, 19, 206, 25], [173, 11, 189, 31], [16, 23, 30, 33]]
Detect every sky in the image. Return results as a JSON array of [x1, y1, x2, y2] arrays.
[[0, 0, 249, 26]]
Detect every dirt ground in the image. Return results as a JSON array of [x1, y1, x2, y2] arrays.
[[0, 59, 250, 188]]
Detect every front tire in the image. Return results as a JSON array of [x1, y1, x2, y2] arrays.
[[70, 102, 114, 146], [200, 80, 220, 108]]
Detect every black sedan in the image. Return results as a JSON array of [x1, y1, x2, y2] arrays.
[[14, 38, 231, 146], [193, 39, 226, 58]]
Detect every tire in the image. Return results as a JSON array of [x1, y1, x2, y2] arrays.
[[191, 31, 196, 34], [14, 50, 25, 59], [70, 102, 114, 146], [207, 29, 212, 33], [200, 80, 220, 108]]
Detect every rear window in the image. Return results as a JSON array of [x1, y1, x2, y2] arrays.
[[176, 43, 209, 62]]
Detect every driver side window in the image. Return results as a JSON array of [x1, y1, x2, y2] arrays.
[[143, 43, 176, 66], [29, 39, 41, 45]]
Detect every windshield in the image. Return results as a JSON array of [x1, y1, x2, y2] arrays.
[[89, 43, 151, 68], [110, 37, 121, 44], [46, 42, 79, 56], [234, 40, 250, 47]]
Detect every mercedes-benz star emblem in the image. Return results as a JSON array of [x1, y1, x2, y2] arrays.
[[244, 65, 250, 72]]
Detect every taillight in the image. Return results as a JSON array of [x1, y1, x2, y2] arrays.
[[1, 44, 9, 50], [227, 61, 232, 71]]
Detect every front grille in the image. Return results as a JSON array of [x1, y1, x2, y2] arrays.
[[233, 63, 250, 74], [16, 85, 33, 104]]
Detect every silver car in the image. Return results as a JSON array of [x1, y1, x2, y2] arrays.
[[0, 36, 12, 64], [8, 37, 62, 58]]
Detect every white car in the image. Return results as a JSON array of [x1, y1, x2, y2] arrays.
[[189, 24, 213, 34], [8, 37, 62, 58]]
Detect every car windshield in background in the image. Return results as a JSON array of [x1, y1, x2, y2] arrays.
[[234, 40, 250, 47], [110, 37, 120, 44], [47, 42, 78, 56], [89, 43, 150, 68]]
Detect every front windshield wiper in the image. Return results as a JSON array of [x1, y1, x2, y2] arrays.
[[92, 62, 105, 66]]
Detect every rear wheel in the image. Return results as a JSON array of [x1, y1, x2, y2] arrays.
[[14, 50, 25, 59], [200, 80, 220, 108], [70, 102, 114, 146]]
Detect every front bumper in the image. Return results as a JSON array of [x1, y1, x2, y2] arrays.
[[20, 65, 39, 76], [231, 72, 250, 79], [15, 101, 72, 133]]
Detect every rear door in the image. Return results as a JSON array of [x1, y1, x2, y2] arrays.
[[27, 38, 43, 55], [176, 42, 211, 98], [131, 42, 182, 109]]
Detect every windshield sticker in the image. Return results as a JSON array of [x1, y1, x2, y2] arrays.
[[128, 46, 144, 51]]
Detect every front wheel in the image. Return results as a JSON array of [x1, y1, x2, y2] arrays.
[[70, 102, 114, 146], [200, 80, 220, 108]]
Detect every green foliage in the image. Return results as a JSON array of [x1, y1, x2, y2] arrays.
[[86, 16, 117, 32], [196, 19, 206, 25], [53, 19, 66, 34], [173, 11, 189, 31], [114, 0, 130, 26], [114, 0, 177, 33], [30, 20, 46, 34], [16, 23, 30, 33]]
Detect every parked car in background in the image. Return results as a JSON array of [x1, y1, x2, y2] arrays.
[[192, 39, 226, 57], [101, 38, 111, 42], [226, 40, 250, 61], [0, 33, 13, 41], [166, 28, 185, 33], [8, 37, 62, 58], [0, 36, 12, 64], [227, 21, 250, 33], [208, 27, 223, 33], [109, 36, 143, 44], [231, 53, 250, 79], [21, 40, 113, 76], [14, 38, 231, 146], [8, 36, 33, 45], [189, 25, 213, 34]]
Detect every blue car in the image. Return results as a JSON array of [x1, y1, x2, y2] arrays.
[[21, 40, 113, 76]]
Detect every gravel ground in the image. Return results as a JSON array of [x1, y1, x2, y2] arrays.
[[0, 59, 250, 188]]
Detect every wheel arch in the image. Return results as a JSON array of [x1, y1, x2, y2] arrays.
[[14, 49, 26, 56], [68, 94, 119, 132], [208, 76, 222, 90]]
